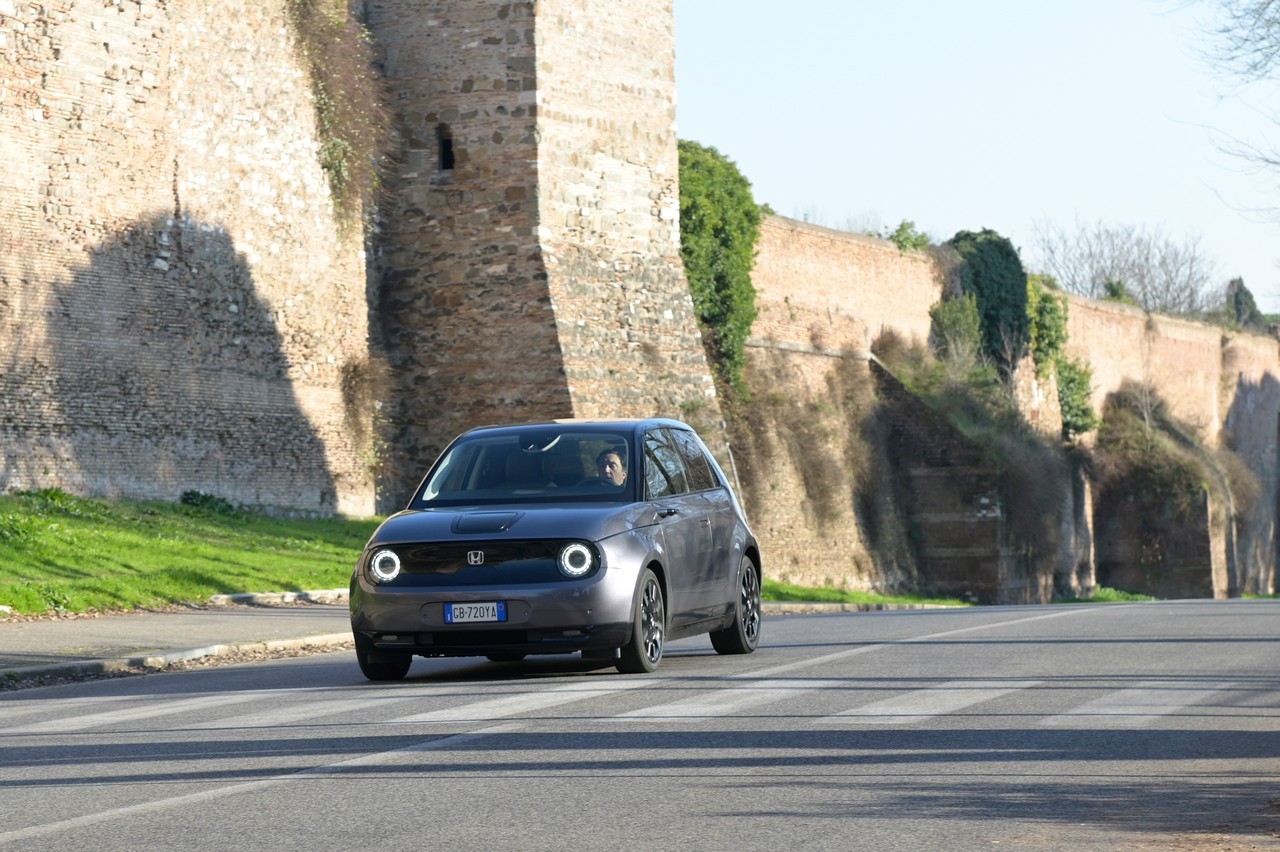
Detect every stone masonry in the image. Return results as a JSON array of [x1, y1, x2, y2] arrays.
[[1, 0, 375, 515], [365, 0, 722, 505]]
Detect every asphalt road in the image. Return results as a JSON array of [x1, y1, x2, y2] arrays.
[[1, 601, 1278, 851]]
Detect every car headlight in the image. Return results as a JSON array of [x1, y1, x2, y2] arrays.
[[558, 542, 595, 577], [368, 549, 402, 583]]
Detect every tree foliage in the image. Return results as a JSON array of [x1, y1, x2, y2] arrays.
[[1225, 276, 1267, 330], [876, 220, 932, 253], [1027, 274, 1068, 377], [678, 140, 762, 392], [1056, 356, 1099, 441], [946, 229, 1030, 374]]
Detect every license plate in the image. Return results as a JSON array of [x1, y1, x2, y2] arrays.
[[444, 601, 507, 624]]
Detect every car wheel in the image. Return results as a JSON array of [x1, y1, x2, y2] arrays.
[[710, 556, 761, 655], [354, 633, 412, 681], [485, 653, 527, 663], [617, 569, 665, 673]]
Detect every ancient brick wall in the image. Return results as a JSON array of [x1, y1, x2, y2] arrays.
[[752, 217, 943, 351], [747, 216, 1280, 596], [1, 0, 375, 515]]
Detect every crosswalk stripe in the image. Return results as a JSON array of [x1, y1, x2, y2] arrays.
[[1040, 680, 1237, 727], [615, 678, 850, 719], [814, 680, 1044, 724], [3, 692, 270, 734], [389, 677, 659, 724]]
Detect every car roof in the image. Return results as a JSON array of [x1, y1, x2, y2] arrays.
[[458, 418, 695, 437]]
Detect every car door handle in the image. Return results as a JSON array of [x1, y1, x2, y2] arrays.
[[657, 508, 680, 518]]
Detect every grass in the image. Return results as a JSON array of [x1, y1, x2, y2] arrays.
[[762, 579, 967, 607], [1057, 586, 1158, 603], [0, 489, 378, 615]]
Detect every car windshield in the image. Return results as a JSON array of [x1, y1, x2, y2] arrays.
[[411, 428, 637, 507]]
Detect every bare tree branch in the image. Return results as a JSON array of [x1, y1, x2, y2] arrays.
[[1029, 218, 1223, 316]]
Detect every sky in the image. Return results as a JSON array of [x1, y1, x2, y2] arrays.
[[673, 0, 1280, 311]]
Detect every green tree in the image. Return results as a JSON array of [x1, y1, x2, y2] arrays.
[[880, 220, 932, 253], [1102, 278, 1139, 306], [1056, 356, 1098, 441], [678, 140, 762, 392], [947, 229, 1030, 374], [1027, 274, 1068, 377], [1225, 277, 1266, 330]]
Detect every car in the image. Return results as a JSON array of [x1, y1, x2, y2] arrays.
[[349, 418, 763, 679]]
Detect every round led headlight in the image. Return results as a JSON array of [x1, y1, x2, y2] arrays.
[[369, 548, 402, 583], [558, 542, 595, 577]]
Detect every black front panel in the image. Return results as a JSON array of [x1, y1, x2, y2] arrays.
[[367, 539, 598, 586]]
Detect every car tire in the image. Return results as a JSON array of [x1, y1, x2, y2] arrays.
[[354, 633, 413, 681], [710, 556, 762, 655], [616, 568, 665, 674], [485, 653, 527, 663]]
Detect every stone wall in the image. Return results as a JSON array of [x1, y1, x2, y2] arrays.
[[746, 215, 1280, 596], [366, 0, 724, 505], [752, 217, 943, 352], [1, 0, 375, 515], [536, 0, 720, 430]]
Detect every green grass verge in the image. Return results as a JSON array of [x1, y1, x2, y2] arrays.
[[0, 489, 967, 616], [0, 489, 378, 615], [1057, 586, 1157, 603], [762, 579, 967, 607]]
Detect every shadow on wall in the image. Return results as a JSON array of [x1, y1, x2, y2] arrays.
[[1, 213, 338, 513], [1223, 370, 1280, 595]]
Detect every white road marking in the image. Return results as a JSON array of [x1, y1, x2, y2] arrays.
[[3, 692, 270, 734], [814, 680, 1045, 724], [615, 678, 850, 719], [390, 677, 659, 724], [1040, 680, 1238, 727]]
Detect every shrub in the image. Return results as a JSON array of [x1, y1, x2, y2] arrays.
[[179, 491, 240, 517], [1056, 356, 1099, 441], [879, 220, 932, 253], [929, 292, 983, 366], [1028, 274, 1068, 376], [947, 229, 1030, 374], [678, 139, 762, 393]]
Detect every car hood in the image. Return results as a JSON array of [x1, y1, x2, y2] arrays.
[[366, 503, 656, 547]]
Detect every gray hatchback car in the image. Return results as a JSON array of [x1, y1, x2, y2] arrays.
[[349, 418, 762, 679]]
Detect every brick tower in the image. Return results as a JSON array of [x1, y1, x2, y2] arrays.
[[366, 0, 723, 503]]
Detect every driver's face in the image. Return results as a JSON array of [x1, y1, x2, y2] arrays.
[[598, 453, 626, 485]]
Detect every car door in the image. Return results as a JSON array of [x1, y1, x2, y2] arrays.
[[641, 428, 715, 631], [668, 427, 737, 618]]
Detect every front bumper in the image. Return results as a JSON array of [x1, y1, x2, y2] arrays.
[[350, 566, 640, 657]]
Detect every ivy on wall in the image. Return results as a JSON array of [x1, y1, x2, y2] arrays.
[[947, 229, 1030, 375], [285, 0, 392, 231], [677, 140, 762, 393]]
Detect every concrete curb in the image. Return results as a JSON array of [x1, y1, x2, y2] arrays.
[[2, 632, 354, 682]]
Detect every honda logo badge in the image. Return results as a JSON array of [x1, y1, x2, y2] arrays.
[[467, 550, 485, 566]]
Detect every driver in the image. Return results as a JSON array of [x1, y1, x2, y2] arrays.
[[596, 449, 627, 486]]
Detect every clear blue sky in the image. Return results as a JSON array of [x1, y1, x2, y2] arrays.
[[673, 0, 1280, 311]]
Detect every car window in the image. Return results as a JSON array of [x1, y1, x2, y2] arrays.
[[669, 428, 717, 492], [413, 429, 635, 506], [643, 429, 688, 498]]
